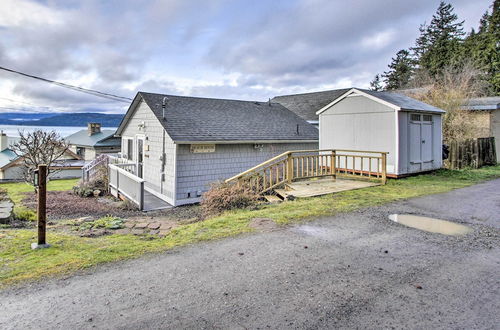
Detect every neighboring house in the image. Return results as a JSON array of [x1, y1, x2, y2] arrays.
[[0, 132, 84, 181], [274, 87, 445, 176], [112, 92, 319, 207], [461, 96, 500, 162], [65, 123, 121, 161], [272, 88, 350, 127]]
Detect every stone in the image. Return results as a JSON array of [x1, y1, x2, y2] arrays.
[[124, 222, 136, 228], [159, 223, 173, 230], [134, 223, 149, 229], [149, 230, 159, 235], [114, 229, 130, 235], [93, 190, 102, 197], [131, 229, 145, 235], [147, 223, 161, 230], [31, 243, 51, 250]]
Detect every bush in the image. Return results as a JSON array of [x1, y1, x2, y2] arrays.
[[201, 181, 259, 217], [79, 216, 124, 230]]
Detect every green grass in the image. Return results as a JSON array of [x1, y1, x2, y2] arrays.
[[0, 178, 78, 220], [1, 167, 499, 288]]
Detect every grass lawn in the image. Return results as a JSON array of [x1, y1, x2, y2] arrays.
[[1, 166, 499, 288], [0, 178, 78, 220]]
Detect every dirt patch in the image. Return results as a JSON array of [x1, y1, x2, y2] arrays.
[[249, 217, 280, 232], [22, 191, 145, 220]]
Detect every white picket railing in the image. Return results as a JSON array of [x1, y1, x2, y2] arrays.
[[109, 163, 145, 210]]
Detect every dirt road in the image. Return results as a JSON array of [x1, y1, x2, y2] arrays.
[[1, 179, 499, 329]]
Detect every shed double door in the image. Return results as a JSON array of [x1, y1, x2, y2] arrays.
[[409, 113, 433, 172]]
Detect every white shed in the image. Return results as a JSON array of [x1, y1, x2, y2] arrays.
[[317, 88, 445, 177]]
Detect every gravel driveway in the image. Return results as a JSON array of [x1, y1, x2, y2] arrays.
[[1, 179, 499, 329]]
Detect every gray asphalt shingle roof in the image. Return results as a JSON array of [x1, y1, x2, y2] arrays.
[[135, 92, 318, 142], [461, 96, 500, 111], [65, 130, 121, 147], [273, 88, 444, 120], [272, 88, 350, 121]]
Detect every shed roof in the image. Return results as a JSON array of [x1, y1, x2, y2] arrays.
[[461, 96, 500, 111], [360, 89, 445, 113], [65, 129, 120, 147], [275, 88, 445, 120], [0, 149, 18, 169], [116, 92, 318, 143]]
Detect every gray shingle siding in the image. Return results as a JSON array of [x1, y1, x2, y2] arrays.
[[175, 142, 317, 201], [119, 100, 176, 202]]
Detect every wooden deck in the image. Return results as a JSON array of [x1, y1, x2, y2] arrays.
[[274, 177, 380, 199]]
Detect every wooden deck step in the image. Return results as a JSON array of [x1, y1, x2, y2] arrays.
[[275, 188, 294, 200], [263, 195, 283, 203], [283, 178, 380, 198]]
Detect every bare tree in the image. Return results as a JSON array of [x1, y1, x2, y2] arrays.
[[404, 61, 489, 142], [11, 130, 69, 186]]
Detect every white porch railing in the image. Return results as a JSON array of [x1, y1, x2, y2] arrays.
[[109, 162, 145, 210]]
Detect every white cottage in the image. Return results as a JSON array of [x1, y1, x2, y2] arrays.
[[316, 88, 444, 177], [111, 92, 318, 209]]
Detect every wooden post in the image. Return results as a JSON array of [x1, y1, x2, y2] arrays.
[[32, 164, 49, 249], [287, 153, 293, 183], [331, 150, 336, 179], [381, 153, 387, 184]]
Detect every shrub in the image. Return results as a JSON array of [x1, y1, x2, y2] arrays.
[[79, 216, 124, 230], [201, 181, 259, 217]]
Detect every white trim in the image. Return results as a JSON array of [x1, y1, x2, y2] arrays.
[[394, 109, 400, 175], [144, 186, 175, 205], [172, 143, 178, 206], [316, 88, 401, 115], [175, 140, 318, 145]]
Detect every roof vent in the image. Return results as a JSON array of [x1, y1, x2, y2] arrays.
[[162, 97, 169, 120]]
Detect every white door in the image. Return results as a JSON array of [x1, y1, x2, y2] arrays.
[[409, 114, 434, 172]]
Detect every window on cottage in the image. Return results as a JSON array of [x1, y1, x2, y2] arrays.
[[127, 139, 133, 160], [76, 147, 85, 158]]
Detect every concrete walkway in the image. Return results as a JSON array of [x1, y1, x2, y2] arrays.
[[1, 179, 499, 329]]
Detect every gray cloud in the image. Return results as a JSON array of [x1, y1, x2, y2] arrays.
[[0, 0, 492, 114]]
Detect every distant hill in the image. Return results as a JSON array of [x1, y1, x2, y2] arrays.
[[0, 112, 124, 127]]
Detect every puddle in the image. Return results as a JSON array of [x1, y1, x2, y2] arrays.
[[389, 214, 472, 236]]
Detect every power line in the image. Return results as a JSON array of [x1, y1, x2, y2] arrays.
[[0, 66, 133, 103]]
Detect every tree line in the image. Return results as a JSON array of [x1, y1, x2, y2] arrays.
[[371, 0, 499, 96]]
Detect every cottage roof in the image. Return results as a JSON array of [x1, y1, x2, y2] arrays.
[[272, 88, 350, 121], [65, 130, 120, 147], [360, 89, 445, 113], [117, 92, 319, 143], [0, 149, 18, 169]]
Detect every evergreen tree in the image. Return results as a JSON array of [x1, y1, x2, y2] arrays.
[[382, 49, 414, 90], [370, 74, 383, 91], [411, 2, 465, 76]]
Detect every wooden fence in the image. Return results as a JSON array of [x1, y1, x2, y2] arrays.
[[448, 137, 497, 169]]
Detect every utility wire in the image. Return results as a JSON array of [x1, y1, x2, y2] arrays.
[[0, 66, 133, 103]]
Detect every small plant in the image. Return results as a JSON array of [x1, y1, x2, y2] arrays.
[[79, 216, 124, 230], [201, 181, 259, 217]]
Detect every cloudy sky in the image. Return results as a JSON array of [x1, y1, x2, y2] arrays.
[[0, 0, 492, 114]]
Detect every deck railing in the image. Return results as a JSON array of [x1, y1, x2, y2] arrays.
[[225, 149, 387, 194], [82, 154, 109, 182], [109, 163, 145, 210]]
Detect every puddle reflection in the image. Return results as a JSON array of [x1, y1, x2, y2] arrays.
[[389, 214, 472, 236]]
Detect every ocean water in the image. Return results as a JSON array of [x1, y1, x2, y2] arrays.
[[0, 124, 117, 140], [0, 124, 118, 145]]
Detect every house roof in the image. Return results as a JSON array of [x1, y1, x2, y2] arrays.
[[272, 88, 351, 121], [65, 129, 120, 147], [274, 88, 445, 120], [116, 92, 319, 143], [0, 149, 18, 169], [461, 96, 500, 111]]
